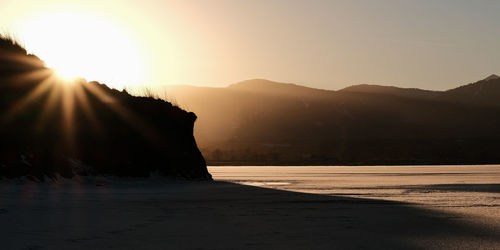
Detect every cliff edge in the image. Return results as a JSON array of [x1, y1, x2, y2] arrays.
[[0, 36, 211, 180]]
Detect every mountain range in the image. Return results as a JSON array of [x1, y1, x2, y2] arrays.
[[160, 75, 500, 165]]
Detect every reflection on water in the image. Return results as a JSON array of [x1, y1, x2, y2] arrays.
[[238, 182, 291, 186], [209, 165, 500, 218]]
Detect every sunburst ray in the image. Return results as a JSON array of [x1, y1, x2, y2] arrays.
[[84, 83, 159, 142], [3, 74, 57, 121]]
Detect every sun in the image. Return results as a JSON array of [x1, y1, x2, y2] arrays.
[[17, 9, 149, 89], [52, 65, 80, 81]]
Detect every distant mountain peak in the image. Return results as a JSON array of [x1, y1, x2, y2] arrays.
[[228, 79, 308, 91], [483, 74, 500, 81], [230, 79, 294, 87], [339, 84, 439, 99], [227, 79, 334, 96]]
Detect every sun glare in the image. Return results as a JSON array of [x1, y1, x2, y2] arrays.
[[53, 66, 79, 81], [17, 9, 148, 89]]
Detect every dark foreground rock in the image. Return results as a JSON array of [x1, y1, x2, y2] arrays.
[[0, 36, 211, 180]]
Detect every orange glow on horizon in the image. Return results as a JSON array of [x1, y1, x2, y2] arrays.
[[17, 8, 149, 89]]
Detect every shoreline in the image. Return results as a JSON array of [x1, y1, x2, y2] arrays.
[[1, 174, 499, 249]]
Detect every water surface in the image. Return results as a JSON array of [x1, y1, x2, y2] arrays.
[[209, 165, 500, 218]]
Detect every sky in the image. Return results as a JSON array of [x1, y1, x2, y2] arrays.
[[1, 0, 499, 90]]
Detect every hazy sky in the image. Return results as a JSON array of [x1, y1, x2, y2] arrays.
[[1, 0, 499, 90]]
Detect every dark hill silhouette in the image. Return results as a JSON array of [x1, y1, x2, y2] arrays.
[[162, 78, 500, 165], [483, 74, 500, 81], [228, 79, 334, 98], [340, 84, 439, 99], [0, 36, 211, 180], [440, 76, 500, 107]]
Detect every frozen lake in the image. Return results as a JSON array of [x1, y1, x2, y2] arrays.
[[209, 165, 500, 218], [0, 165, 499, 249]]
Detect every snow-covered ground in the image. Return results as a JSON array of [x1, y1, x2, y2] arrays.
[[0, 165, 499, 249], [210, 165, 500, 219]]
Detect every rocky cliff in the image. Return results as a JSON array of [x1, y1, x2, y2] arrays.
[[0, 36, 211, 180]]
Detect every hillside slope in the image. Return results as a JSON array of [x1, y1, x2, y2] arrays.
[[162, 78, 500, 165], [440, 75, 500, 107], [0, 36, 211, 180]]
